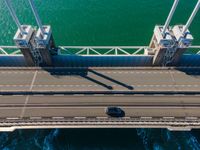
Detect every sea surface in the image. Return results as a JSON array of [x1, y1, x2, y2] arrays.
[[0, 0, 200, 149]]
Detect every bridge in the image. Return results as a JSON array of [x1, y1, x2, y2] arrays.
[[0, 0, 200, 131]]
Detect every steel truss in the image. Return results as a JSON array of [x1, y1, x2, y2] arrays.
[[0, 46, 200, 56]]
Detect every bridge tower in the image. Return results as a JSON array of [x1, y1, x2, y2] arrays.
[[171, 0, 200, 65], [148, 0, 179, 66], [148, 0, 200, 66], [28, 0, 55, 66], [5, 0, 55, 66], [5, 0, 35, 66]]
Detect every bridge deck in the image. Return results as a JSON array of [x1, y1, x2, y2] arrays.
[[0, 67, 200, 131], [0, 67, 200, 92]]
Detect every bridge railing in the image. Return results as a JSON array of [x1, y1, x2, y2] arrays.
[[58, 46, 147, 56], [0, 45, 200, 56]]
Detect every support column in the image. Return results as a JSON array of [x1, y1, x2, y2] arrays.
[[149, 26, 174, 66], [171, 25, 193, 65], [148, 0, 179, 66], [13, 26, 35, 66], [171, 0, 199, 65], [28, 0, 56, 66], [35, 26, 55, 66], [5, 0, 35, 66]]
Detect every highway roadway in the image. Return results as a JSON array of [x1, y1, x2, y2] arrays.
[[0, 94, 200, 118], [0, 67, 200, 131], [0, 67, 200, 92]]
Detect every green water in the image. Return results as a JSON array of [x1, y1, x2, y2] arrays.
[[1, 1, 200, 149], [0, 0, 200, 47]]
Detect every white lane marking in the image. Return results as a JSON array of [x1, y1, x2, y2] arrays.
[[74, 117, 86, 119], [169, 71, 176, 83], [140, 117, 152, 119], [30, 71, 38, 90], [0, 70, 199, 75], [163, 117, 175, 119], [20, 71, 38, 118], [52, 117, 64, 119], [6, 117, 19, 120], [96, 117, 108, 119], [123, 117, 131, 119], [30, 117, 42, 120], [185, 117, 198, 120]]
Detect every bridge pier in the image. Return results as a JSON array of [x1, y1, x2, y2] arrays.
[[148, 0, 199, 66], [13, 25, 36, 66], [34, 26, 55, 66], [170, 25, 193, 65], [28, 0, 55, 66], [149, 26, 175, 66], [170, 0, 200, 65], [148, 0, 179, 66], [5, 0, 37, 66]]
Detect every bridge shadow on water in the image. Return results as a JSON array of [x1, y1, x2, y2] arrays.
[[42, 67, 134, 90]]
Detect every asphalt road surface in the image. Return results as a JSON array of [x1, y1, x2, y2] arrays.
[[0, 95, 200, 119], [0, 67, 200, 131], [0, 67, 200, 92]]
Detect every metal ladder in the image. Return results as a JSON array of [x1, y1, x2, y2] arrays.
[[28, 35, 43, 66], [162, 44, 177, 66], [30, 44, 43, 66]]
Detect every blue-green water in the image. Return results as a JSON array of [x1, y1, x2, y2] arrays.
[[1, 0, 200, 149], [0, 0, 200, 46], [1, 129, 200, 150]]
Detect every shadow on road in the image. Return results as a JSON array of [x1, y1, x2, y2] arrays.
[[176, 68, 200, 79], [43, 67, 134, 90], [88, 69, 134, 90]]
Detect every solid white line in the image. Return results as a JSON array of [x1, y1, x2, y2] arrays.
[[30, 71, 38, 90], [20, 71, 38, 118]]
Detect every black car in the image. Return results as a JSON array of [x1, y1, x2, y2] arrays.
[[105, 107, 125, 117]]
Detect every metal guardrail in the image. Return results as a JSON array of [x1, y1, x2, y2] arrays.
[[0, 117, 200, 132], [0, 45, 200, 56]]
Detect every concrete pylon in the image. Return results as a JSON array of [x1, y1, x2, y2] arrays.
[[5, 0, 36, 66], [148, 0, 179, 66], [148, 26, 174, 66], [28, 0, 56, 66], [171, 1, 200, 65]]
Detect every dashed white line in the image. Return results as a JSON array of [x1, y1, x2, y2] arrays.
[[96, 117, 108, 119], [52, 117, 64, 119], [140, 117, 152, 119], [163, 117, 175, 119], [30, 117, 42, 120], [6, 117, 19, 120], [74, 117, 86, 119], [185, 117, 198, 120]]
